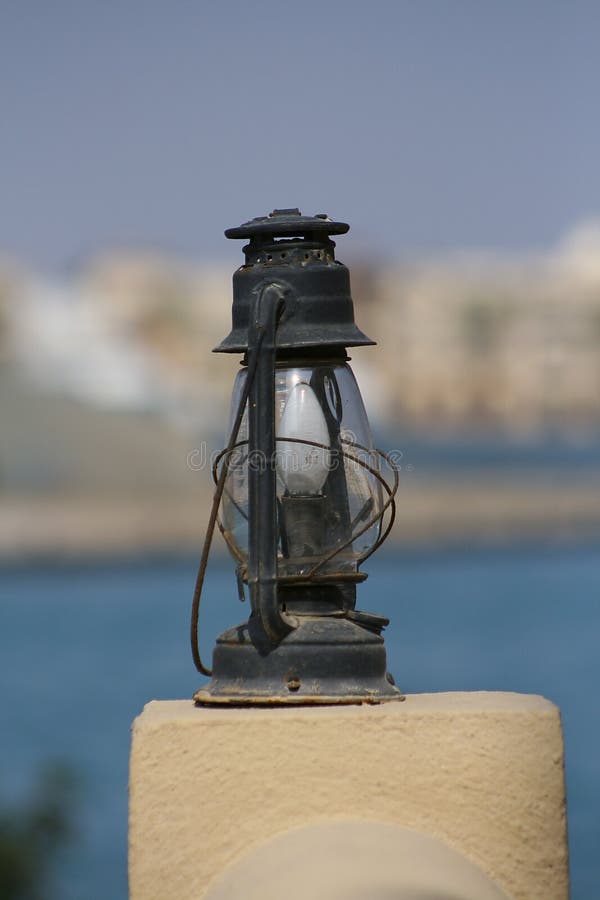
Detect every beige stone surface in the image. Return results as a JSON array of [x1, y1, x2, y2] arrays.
[[129, 692, 568, 900]]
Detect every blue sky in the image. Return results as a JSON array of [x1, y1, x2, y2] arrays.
[[1, 0, 598, 270]]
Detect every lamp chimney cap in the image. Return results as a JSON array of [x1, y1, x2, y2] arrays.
[[225, 209, 349, 241]]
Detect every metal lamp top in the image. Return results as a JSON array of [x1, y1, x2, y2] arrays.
[[216, 209, 374, 354], [225, 208, 349, 241]]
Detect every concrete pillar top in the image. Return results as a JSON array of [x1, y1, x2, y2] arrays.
[[129, 691, 568, 900]]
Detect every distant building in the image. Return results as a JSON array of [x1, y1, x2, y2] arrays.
[[3, 223, 600, 439], [364, 226, 600, 435]]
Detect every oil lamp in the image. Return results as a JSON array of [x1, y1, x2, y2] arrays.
[[191, 209, 400, 704]]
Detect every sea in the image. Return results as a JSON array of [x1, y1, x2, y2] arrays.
[[1, 547, 599, 899]]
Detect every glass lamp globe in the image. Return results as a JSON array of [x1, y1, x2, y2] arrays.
[[222, 360, 383, 577]]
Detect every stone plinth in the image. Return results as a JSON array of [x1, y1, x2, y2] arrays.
[[129, 692, 568, 900]]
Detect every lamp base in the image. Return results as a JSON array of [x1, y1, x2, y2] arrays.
[[193, 614, 402, 706]]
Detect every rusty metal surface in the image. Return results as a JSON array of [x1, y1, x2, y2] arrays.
[[193, 614, 403, 706], [193, 689, 405, 707]]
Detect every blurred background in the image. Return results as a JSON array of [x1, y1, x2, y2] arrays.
[[1, 2, 599, 898]]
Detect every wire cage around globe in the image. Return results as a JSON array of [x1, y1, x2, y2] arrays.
[[215, 436, 398, 584]]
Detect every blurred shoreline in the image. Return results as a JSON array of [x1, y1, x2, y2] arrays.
[[2, 474, 599, 562]]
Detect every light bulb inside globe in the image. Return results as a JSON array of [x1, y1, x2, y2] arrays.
[[277, 382, 331, 496]]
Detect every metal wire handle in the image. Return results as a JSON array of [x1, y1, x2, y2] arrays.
[[189, 331, 264, 676]]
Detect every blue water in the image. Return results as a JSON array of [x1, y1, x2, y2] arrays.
[[1, 548, 599, 898], [382, 431, 600, 472]]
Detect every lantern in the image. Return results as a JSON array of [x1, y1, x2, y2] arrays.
[[191, 209, 400, 704]]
